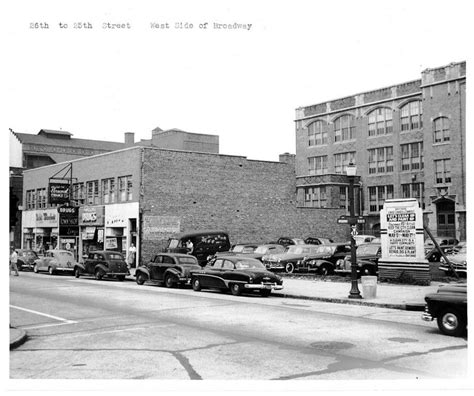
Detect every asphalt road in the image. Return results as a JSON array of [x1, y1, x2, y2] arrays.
[[10, 272, 468, 382]]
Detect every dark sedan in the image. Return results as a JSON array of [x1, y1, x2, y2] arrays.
[[16, 249, 39, 271], [298, 243, 352, 275], [335, 243, 381, 276], [74, 250, 129, 281], [136, 253, 201, 287], [191, 255, 283, 297]]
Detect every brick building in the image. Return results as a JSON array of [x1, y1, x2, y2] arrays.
[[21, 146, 347, 265], [294, 61, 466, 241], [9, 126, 220, 248]]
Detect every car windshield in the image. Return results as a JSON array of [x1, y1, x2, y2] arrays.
[[356, 244, 380, 255], [232, 245, 256, 253], [234, 259, 266, 270], [178, 256, 198, 265], [57, 251, 74, 258], [168, 239, 180, 249], [287, 246, 315, 254], [107, 253, 124, 260], [315, 245, 336, 254]]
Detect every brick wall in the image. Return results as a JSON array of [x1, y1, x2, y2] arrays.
[[140, 148, 348, 260]]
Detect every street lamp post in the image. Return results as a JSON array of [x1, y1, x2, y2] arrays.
[[346, 162, 362, 299]]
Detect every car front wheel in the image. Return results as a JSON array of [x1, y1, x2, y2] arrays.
[[117, 275, 125, 282], [136, 272, 147, 285], [74, 267, 81, 278], [437, 308, 466, 337], [164, 274, 175, 288], [260, 289, 271, 297], [230, 283, 242, 296], [192, 277, 201, 291], [94, 269, 104, 280], [48, 267, 55, 275], [319, 264, 333, 276], [33, 265, 39, 273]]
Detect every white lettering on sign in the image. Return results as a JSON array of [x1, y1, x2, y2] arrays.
[[82, 212, 97, 222], [386, 207, 416, 258]]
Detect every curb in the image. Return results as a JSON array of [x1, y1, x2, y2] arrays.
[[272, 292, 425, 311], [10, 328, 27, 350]]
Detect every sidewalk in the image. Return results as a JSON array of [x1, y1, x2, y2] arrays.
[[10, 269, 460, 350]]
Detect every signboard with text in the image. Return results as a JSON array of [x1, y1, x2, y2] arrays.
[[49, 182, 70, 205]]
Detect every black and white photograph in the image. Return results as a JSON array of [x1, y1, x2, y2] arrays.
[[3, 0, 472, 394]]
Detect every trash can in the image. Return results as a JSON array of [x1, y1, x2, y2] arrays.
[[361, 276, 377, 299]]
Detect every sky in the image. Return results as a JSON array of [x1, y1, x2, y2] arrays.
[[3, 0, 472, 162]]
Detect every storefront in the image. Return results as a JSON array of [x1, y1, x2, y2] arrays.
[[105, 202, 139, 267], [21, 208, 59, 253], [79, 205, 105, 259], [58, 205, 79, 260]]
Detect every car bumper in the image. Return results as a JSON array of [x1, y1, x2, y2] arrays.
[[421, 312, 434, 322], [244, 283, 284, 291], [263, 262, 284, 270], [438, 264, 466, 274], [107, 272, 130, 276], [55, 267, 75, 272]]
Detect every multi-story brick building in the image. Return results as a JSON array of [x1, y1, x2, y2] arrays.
[[9, 127, 219, 248], [294, 61, 466, 241], [21, 146, 347, 265]]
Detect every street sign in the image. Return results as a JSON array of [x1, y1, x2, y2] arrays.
[[357, 217, 366, 224], [337, 216, 349, 224]]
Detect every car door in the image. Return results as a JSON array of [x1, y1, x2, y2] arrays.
[[40, 251, 53, 271], [220, 259, 236, 288], [201, 258, 224, 288], [149, 255, 163, 280], [157, 255, 176, 281], [85, 253, 96, 274]]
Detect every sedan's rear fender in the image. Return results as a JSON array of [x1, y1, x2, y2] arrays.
[[135, 267, 150, 279], [94, 264, 109, 274], [75, 263, 86, 271], [164, 268, 182, 278]]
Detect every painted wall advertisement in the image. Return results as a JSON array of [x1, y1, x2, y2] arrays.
[[386, 207, 416, 257]]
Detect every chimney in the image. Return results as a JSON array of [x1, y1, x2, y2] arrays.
[[279, 152, 295, 164], [124, 132, 135, 146]]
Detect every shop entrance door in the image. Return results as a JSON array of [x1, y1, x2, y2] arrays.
[[436, 199, 456, 238]]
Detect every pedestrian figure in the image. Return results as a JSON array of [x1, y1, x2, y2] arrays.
[[10, 248, 19, 276], [186, 239, 194, 254], [128, 243, 137, 268]]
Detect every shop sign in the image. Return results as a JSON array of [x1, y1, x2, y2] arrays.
[[79, 206, 104, 226], [105, 238, 118, 249], [59, 206, 79, 226], [35, 209, 58, 227], [49, 182, 70, 205], [386, 207, 416, 258]]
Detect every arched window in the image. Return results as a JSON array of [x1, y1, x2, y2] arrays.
[[368, 108, 393, 136], [334, 115, 355, 142], [433, 117, 450, 143], [307, 120, 328, 146], [400, 101, 423, 131]]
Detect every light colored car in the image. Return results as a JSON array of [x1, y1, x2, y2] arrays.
[[33, 249, 76, 275], [439, 243, 467, 276], [353, 235, 376, 246], [262, 244, 323, 272]]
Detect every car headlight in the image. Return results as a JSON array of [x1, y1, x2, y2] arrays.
[[336, 259, 344, 268]]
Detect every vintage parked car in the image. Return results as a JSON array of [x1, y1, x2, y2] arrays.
[[135, 253, 201, 287], [242, 244, 287, 262], [163, 230, 231, 266], [191, 255, 283, 297], [33, 249, 77, 275], [335, 243, 381, 276], [298, 243, 352, 275], [74, 250, 129, 281], [438, 243, 467, 276], [230, 244, 259, 253], [422, 284, 467, 337], [353, 235, 377, 246], [424, 237, 459, 255], [16, 249, 40, 271], [274, 237, 305, 247], [262, 244, 323, 273], [304, 237, 334, 245]]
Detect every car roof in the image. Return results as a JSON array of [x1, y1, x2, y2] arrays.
[[154, 252, 198, 259], [171, 230, 229, 239], [212, 255, 261, 263]]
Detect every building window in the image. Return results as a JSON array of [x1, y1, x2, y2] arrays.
[[435, 159, 451, 184], [401, 142, 424, 171], [119, 175, 133, 202], [334, 152, 356, 174], [72, 183, 85, 206], [400, 101, 423, 131], [86, 180, 100, 205], [368, 147, 393, 174], [368, 108, 393, 136], [308, 120, 328, 146], [339, 186, 347, 209], [26, 190, 36, 210], [36, 188, 47, 208], [368, 185, 393, 212], [334, 115, 355, 142], [308, 156, 328, 175], [304, 186, 327, 208], [402, 182, 425, 209], [433, 117, 450, 143], [102, 178, 116, 204]]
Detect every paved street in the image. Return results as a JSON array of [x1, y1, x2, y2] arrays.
[[10, 272, 467, 382]]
